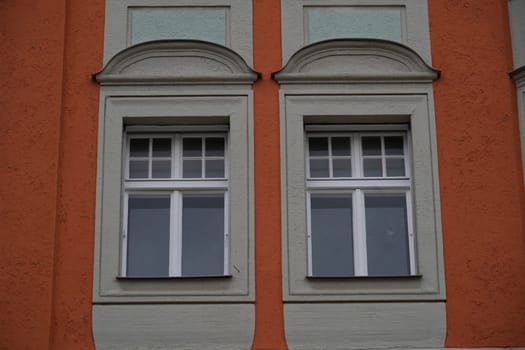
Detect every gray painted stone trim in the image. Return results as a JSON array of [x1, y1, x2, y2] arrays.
[[508, 0, 525, 68], [284, 302, 446, 349], [103, 0, 253, 65], [94, 40, 260, 85], [273, 39, 440, 84], [281, 0, 432, 64], [511, 65, 525, 88], [93, 304, 254, 349]]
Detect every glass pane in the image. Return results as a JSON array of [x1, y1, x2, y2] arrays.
[[183, 138, 202, 157], [309, 137, 329, 156], [152, 160, 171, 178], [384, 136, 404, 155], [205, 159, 225, 178], [365, 194, 410, 276], [310, 195, 354, 276], [362, 137, 382, 156], [127, 196, 170, 277], [363, 158, 382, 177], [152, 138, 171, 157], [129, 138, 149, 157], [129, 160, 149, 178], [182, 195, 225, 276], [333, 158, 352, 177], [183, 159, 202, 178], [309, 158, 329, 178], [205, 138, 225, 157], [332, 137, 351, 156], [386, 158, 405, 177]]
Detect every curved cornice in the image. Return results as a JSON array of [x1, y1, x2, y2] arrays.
[[93, 40, 260, 85], [511, 65, 525, 87], [272, 39, 440, 84]]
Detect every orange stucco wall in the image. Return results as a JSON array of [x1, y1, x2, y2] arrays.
[[0, 0, 103, 349], [429, 0, 525, 346], [1, 1, 525, 349]]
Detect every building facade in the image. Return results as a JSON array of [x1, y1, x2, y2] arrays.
[[1, 1, 525, 349]]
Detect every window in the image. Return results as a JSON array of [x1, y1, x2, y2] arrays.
[[305, 130, 415, 277], [122, 133, 229, 277]]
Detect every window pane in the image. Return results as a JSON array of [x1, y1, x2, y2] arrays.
[[309, 158, 329, 178], [384, 136, 404, 155], [205, 159, 225, 178], [183, 138, 202, 157], [365, 194, 410, 276], [309, 137, 329, 156], [152, 138, 171, 157], [362, 137, 381, 156], [182, 195, 225, 276], [129, 160, 149, 178], [129, 138, 149, 157], [386, 158, 405, 177], [363, 158, 382, 177], [205, 138, 225, 157], [310, 195, 354, 276], [152, 160, 171, 178], [183, 159, 202, 178], [127, 196, 170, 277], [333, 158, 352, 177], [332, 137, 351, 156]]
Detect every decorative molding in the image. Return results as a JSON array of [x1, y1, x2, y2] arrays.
[[93, 40, 260, 85], [273, 39, 440, 84], [511, 65, 525, 87]]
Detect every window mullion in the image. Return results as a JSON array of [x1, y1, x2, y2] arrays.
[[170, 191, 182, 276], [353, 189, 368, 276], [224, 192, 230, 275], [121, 192, 129, 277], [306, 191, 313, 276], [406, 190, 416, 275], [353, 133, 362, 178]]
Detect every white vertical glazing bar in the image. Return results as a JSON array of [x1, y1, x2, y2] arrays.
[[353, 189, 368, 276], [171, 191, 182, 276], [406, 190, 416, 275], [306, 191, 313, 276], [121, 192, 129, 277], [224, 192, 229, 275]]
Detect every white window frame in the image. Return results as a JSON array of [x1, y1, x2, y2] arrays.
[[121, 132, 230, 277], [305, 129, 416, 277]]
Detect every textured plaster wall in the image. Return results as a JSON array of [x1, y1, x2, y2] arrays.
[[429, 0, 525, 346], [0, 1, 66, 349], [251, 1, 288, 349], [49, 1, 104, 349], [0, 0, 103, 349]]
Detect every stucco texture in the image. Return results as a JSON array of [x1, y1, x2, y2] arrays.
[[429, 0, 525, 346], [0, 0, 103, 349]]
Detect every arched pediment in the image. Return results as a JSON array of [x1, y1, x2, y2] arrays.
[[94, 40, 260, 85], [273, 39, 440, 84]]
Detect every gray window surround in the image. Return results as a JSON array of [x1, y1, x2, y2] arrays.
[[281, 0, 432, 64], [274, 39, 444, 302], [273, 38, 446, 349], [93, 40, 258, 304], [92, 40, 258, 349], [103, 0, 253, 65], [508, 1, 525, 185]]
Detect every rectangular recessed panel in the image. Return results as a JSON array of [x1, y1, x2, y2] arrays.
[[310, 195, 354, 276], [182, 195, 225, 276], [130, 7, 227, 46], [306, 6, 403, 44], [365, 194, 410, 276], [127, 196, 170, 277]]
